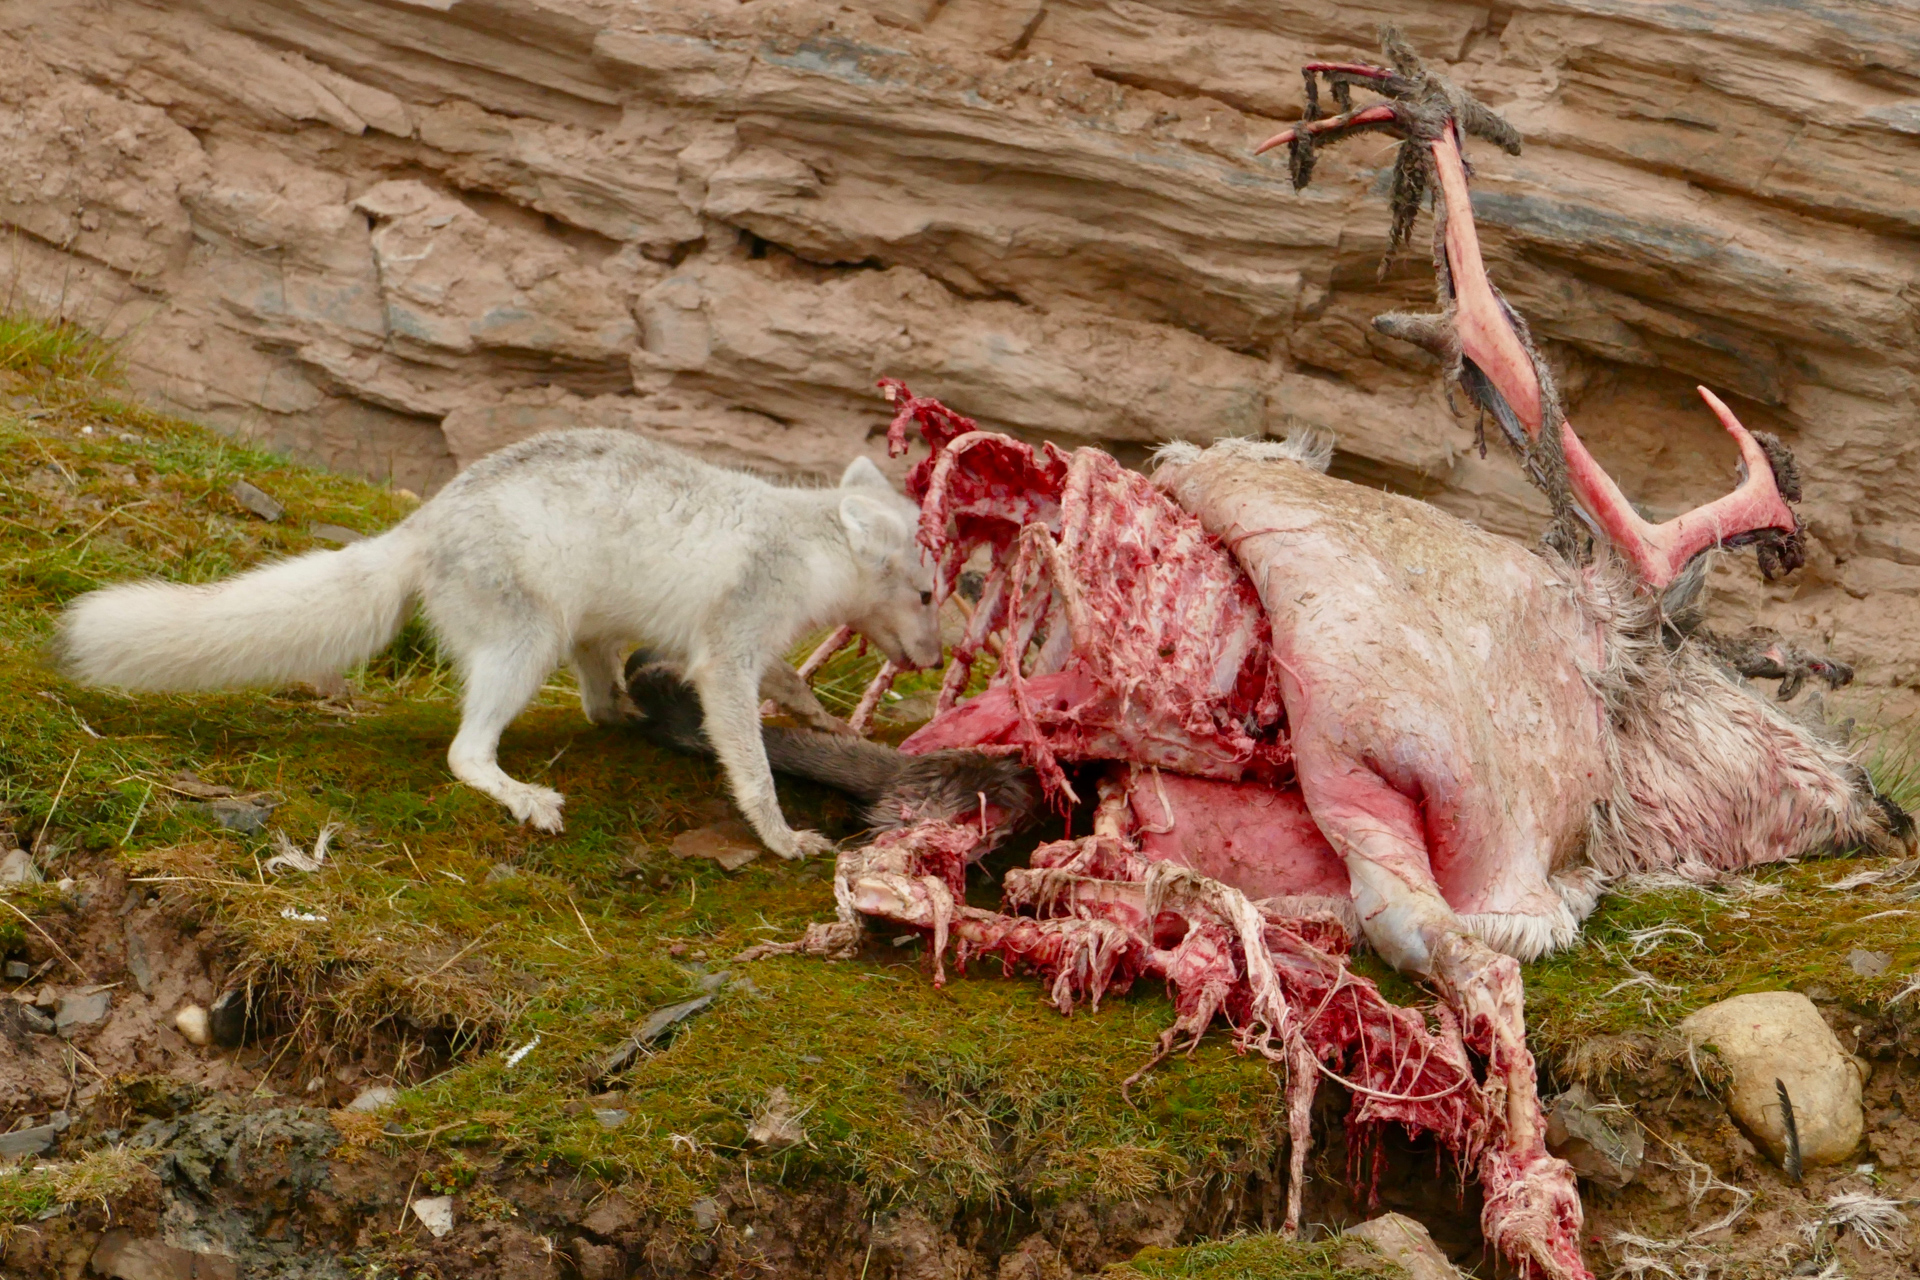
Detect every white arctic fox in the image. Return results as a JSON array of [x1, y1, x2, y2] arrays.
[[56, 431, 941, 857]]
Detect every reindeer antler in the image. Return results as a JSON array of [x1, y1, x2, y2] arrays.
[[1257, 33, 1805, 591]]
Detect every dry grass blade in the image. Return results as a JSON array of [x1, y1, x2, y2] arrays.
[[1800, 1192, 1911, 1251]]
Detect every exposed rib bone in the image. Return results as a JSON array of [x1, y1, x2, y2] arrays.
[[848, 661, 899, 737], [797, 625, 855, 682], [798, 817, 1493, 1259]]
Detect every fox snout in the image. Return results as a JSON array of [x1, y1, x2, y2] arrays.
[[899, 617, 942, 671], [865, 606, 942, 671]]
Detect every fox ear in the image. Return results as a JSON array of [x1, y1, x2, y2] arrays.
[[840, 456, 892, 492], [839, 493, 904, 560]]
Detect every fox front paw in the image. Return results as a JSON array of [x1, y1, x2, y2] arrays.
[[771, 829, 837, 861], [510, 786, 567, 833]]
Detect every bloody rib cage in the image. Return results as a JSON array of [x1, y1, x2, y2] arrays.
[[749, 32, 1909, 1280]]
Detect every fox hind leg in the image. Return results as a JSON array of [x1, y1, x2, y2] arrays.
[[447, 633, 568, 832]]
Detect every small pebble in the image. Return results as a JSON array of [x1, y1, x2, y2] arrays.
[[174, 1003, 212, 1046], [229, 479, 284, 521], [0, 848, 41, 885], [410, 1195, 455, 1238], [1848, 948, 1891, 978]]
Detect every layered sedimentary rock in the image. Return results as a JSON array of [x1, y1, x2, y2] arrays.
[[1, 0, 1916, 704]]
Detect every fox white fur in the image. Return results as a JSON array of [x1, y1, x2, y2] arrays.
[[57, 430, 942, 857]]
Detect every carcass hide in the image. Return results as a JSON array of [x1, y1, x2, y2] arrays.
[[753, 34, 1910, 1280]]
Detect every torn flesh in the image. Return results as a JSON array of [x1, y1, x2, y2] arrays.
[[759, 789, 1589, 1272], [886, 379, 1289, 801]]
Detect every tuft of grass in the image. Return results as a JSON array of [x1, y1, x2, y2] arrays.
[[0, 312, 119, 385], [1862, 720, 1920, 816], [1524, 854, 1920, 1077], [0, 1147, 151, 1240], [1106, 1233, 1397, 1279]]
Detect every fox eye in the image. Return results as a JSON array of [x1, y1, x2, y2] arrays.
[[920, 590, 934, 605]]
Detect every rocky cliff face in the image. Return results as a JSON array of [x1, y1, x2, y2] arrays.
[[2, 0, 1916, 706]]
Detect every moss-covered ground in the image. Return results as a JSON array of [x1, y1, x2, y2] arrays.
[[3, 312, 1917, 1246]]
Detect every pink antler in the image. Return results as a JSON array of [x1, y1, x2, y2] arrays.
[[1422, 133, 1799, 590], [1258, 76, 1804, 592]]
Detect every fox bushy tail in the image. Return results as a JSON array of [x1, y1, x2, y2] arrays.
[[57, 530, 421, 691]]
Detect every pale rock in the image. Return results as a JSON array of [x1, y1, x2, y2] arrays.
[[124, 929, 154, 995], [310, 523, 366, 545], [89, 1230, 238, 1280], [410, 1195, 455, 1238], [746, 1085, 805, 1150], [346, 1085, 398, 1113], [1680, 991, 1863, 1168], [0, 1124, 57, 1158], [1342, 1212, 1465, 1280], [1545, 1083, 1643, 1189], [54, 989, 110, 1034], [174, 1003, 212, 1046], [0, 848, 40, 885], [1849, 948, 1891, 978]]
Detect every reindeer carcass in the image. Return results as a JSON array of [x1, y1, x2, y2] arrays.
[[754, 38, 1909, 1280]]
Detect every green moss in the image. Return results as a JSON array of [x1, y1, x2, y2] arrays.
[[1523, 851, 1920, 1076], [0, 1147, 150, 1236], [1107, 1234, 1397, 1279]]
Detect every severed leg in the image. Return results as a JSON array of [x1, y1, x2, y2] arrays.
[[1302, 759, 1587, 1280]]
